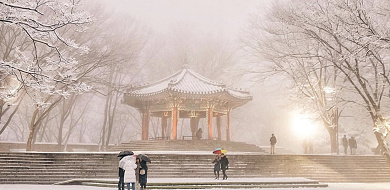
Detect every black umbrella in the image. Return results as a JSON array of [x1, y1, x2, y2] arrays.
[[117, 150, 134, 157], [137, 154, 151, 163]]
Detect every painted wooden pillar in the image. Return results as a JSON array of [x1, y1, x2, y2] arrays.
[[161, 114, 168, 139], [141, 110, 150, 140], [226, 110, 230, 141], [208, 107, 213, 140], [216, 115, 222, 140], [172, 107, 178, 140]]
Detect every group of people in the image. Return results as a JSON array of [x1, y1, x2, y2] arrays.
[[342, 135, 357, 155], [118, 154, 148, 190], [212, 153, 229, 180]]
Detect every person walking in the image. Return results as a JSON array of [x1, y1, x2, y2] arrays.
[[123, 156, 137, 190], [118, 151, 134, 190], [135, 157, 141, 189], [139, 159, 148, 189], [220, 153, 229, 180], [342, 135, 348, 155], [270, 134, 277, 154], [349, 136, 357, 155], [212, 154, 221, 179], [196, 128, 203, 140], [118, 158, 125, 190]]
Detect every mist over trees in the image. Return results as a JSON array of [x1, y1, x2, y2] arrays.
[[0, 0, 148, 151], [243, 0, 390, 156]]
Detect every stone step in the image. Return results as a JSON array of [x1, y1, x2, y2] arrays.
[[55, 177, 328, 189], [110, 140, 266, 153]]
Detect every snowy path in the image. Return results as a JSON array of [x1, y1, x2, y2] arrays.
[[1, 183, 390, 190]]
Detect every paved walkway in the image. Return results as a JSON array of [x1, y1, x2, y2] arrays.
[[2, 183, 390, 190]]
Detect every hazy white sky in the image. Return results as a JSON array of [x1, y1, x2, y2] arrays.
[[99, 0, 271, 39]]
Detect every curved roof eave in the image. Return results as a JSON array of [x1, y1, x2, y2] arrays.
[[125, 88, 252, 102]]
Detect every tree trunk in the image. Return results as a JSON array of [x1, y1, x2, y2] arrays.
[[105, 93, 119, 149], [26, 109, 39, 151], [326, 125, 338, 154], [0, 93, 24, 135], [374, 131, 390, 160]]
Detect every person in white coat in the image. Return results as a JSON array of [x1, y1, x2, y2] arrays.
[[123, 156, 137, 190]]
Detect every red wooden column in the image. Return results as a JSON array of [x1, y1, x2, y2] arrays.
[[216, 115, 222, 140], [172, 107, 178, 140], [141, 110, 150, 140], [208, 107, 213, 140], [226, 110, 230, 141]]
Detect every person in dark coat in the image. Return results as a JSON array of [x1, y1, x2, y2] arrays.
[[270, 134, 277, 154], [342, 135, 348, 155], [139, 160, 148, 189], [220, 153, 229, 180], [118, 164, 125, 190], [212, 154, 221, 179], [349, 136, 357, 155], [135, 158, 141, 188], [196, 128, 203, 140]]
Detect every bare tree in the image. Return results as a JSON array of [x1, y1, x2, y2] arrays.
[[244, 0, 390, 156]]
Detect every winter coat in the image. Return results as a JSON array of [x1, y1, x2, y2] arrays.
[[220, 156, 229, 170], [270, 136, 277, 145], [212, 158, 221, 171], [139, 160, 148, 184], [123, 156, 137, 183], [135, 159, 141, 182], [349, 138, 357, 148], [342, 137, 348, 148]]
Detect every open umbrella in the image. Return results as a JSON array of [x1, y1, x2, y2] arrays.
[[119, 155, 135, 169], [213, 148, 227, 154], [137, 154, 151, 163], [117, 150, 134, 157]]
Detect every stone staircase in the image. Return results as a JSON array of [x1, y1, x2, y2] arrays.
[[1, 151, 390, 185], [110, 140, 266, 153], [0, 152, 117, 184]]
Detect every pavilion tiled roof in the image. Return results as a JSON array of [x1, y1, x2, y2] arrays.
[[126, 69, 252, 101]]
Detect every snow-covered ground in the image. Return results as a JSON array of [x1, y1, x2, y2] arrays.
[[1, 183, 390, 190]]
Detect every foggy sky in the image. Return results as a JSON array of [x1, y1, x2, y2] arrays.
[[98, 0, 271, 40]]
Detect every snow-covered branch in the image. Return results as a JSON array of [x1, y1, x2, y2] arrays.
[[0, 0, 92, 99]]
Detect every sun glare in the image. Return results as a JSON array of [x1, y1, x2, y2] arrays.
[[292, 113, 314, 139]]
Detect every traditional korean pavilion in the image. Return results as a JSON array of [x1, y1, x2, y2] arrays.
[[123, 69, 252, 141]]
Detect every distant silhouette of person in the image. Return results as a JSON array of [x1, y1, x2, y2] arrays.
[[196, 128, 203, 140], [342, 135, 348, 155], [212, 154, 221, 179], [220, 153, 229, 180], [270, 134, 277, 154], [349, 136, 357, 155]]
